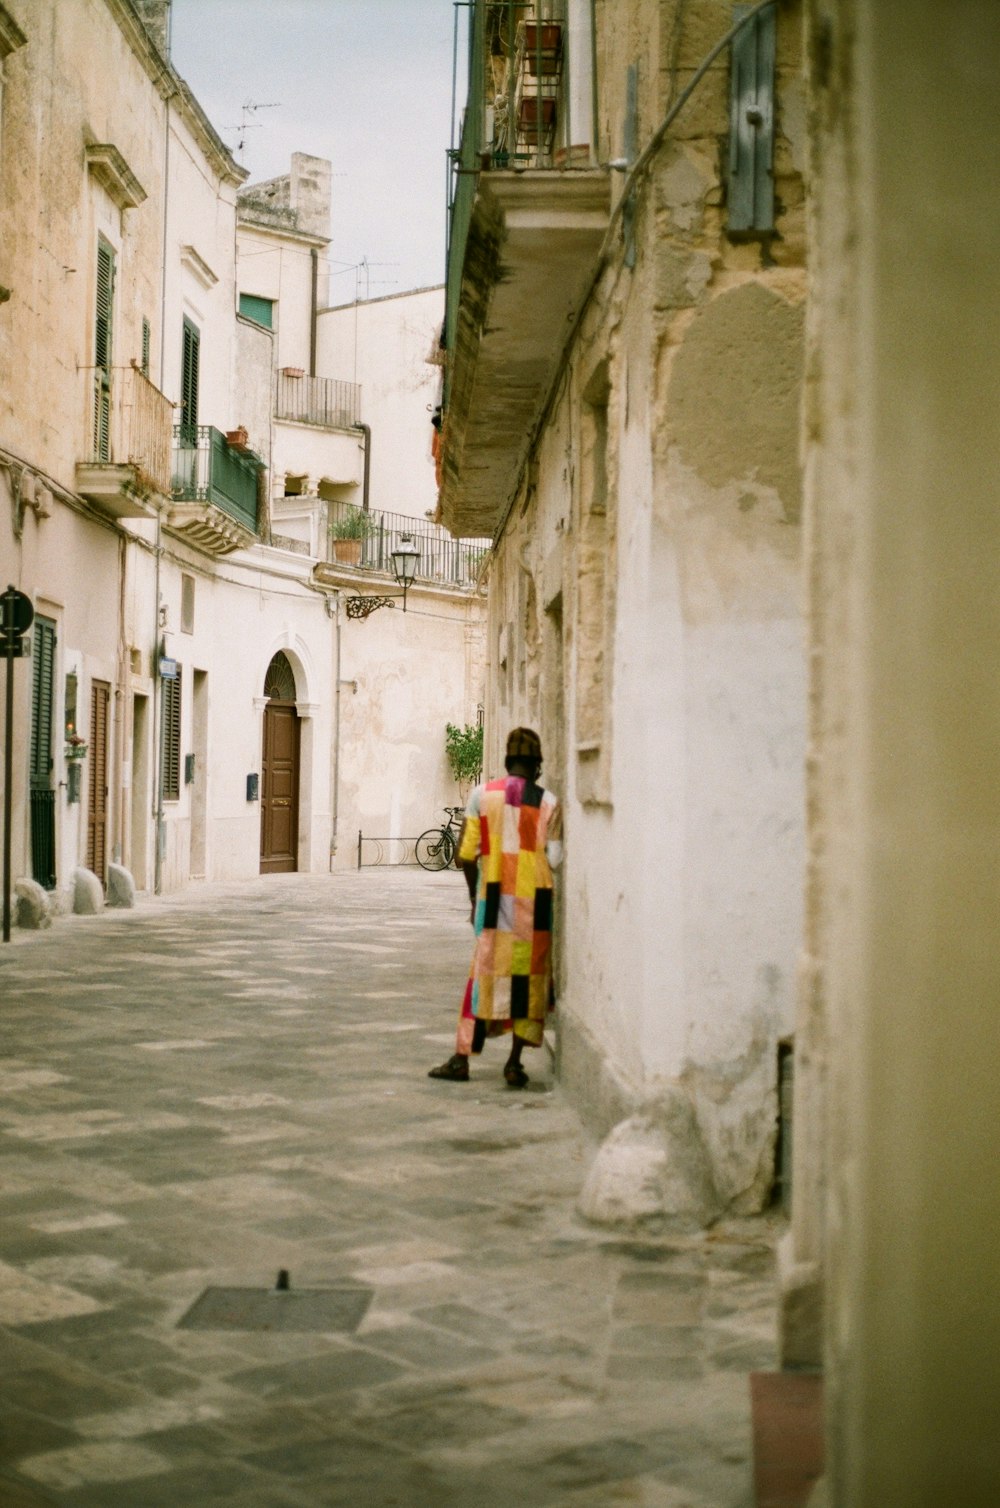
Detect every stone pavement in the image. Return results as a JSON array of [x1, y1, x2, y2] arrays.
[[0, 870, 780, 1507]]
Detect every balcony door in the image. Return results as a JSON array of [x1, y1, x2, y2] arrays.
[[260, 653, 299, 874]]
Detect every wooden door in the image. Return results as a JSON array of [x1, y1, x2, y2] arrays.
[[260, 702, 299, 873], [87, 680, 110, 880]]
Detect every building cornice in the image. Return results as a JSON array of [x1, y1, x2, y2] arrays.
[[236, 215, 329, 251], [103, 0, 247, 188]]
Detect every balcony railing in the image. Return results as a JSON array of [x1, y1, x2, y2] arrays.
[[84, 363, 174, 496], [275, 372, 360, 430], [171, 426, 260, 532], [326, 500, 489, 586], [446, 4, 582, 357]]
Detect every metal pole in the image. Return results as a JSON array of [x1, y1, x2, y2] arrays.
[[3, 621, 14, 942]]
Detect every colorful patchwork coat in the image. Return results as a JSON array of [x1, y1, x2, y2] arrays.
[[456, 774, 561, 1049]]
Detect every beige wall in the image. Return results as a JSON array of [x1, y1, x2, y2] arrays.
[[791, 1, 1000, 1501], [479, 0, 808, 1219]]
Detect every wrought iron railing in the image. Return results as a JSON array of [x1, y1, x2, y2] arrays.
[[275, 372, 361, 430], [171, 425, 260, 532], [446, 5, 577, 363], [84, 363, 174, 496], [327, 499, 490, 585]]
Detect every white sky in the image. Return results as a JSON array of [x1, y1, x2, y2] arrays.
[[169, 0, 466, 306]]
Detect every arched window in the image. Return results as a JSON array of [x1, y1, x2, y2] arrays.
[[264, 651, 296, 702]]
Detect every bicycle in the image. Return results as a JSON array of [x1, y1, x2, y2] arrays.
[[415, 807, 466, 871]]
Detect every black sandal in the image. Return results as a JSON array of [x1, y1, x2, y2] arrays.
[[428, 1054, 470, 1081], [503, 1063, 529, 1089]]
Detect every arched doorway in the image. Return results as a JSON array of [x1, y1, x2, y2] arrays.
[[260, 652, 300, 874]]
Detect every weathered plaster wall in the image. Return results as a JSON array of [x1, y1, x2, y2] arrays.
[[334, 588, 487, 870], [318, 287, 445, 521], [481, 0, 807, 1221], [792, 2, 1000, 1501]]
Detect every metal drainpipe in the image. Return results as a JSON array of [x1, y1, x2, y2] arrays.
[[309, 247, 318, 377], [328, 591, 341, 866], [152, 82, 175, 898], [354, 422, 371, 512]]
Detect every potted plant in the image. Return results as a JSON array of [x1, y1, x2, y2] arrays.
[[445, 721, 484, 801], [329, 507, 372, 565]]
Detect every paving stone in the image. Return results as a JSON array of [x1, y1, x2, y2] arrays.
[[0, 871, 780, 1506]]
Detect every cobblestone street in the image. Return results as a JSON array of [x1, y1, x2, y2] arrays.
[[0, 871, 779, 1507]]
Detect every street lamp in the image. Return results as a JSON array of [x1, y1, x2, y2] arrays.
[[344, 533, 422, 620]]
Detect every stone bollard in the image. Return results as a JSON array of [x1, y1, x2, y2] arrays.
[[72, 867, 104, 915], [14, 878, 52, 929], [576, 1089, 722, 1233], [106, 863, 136, 909]]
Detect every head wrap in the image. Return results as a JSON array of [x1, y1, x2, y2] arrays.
[[505, 727, 542, 763]]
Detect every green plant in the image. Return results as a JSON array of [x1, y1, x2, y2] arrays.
[[329, 507, 373, 540], [445, 721, 483, 790]]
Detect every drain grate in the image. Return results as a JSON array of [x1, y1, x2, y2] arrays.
[[178, 1285, 373, 1333]]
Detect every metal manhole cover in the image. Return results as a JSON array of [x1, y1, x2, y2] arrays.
[[178, 1285, 373, 1333]]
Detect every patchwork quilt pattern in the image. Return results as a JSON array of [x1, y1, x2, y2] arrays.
[[457, 775, 561, 1034]]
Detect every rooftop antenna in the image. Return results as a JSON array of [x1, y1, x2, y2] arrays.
[[224, 100, 282, 157]]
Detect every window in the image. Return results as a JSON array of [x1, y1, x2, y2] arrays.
[[161, 666, 182, 802], [180, 317, 200, 442], [94, 240, 115, 459], [181, 574, 195, 634], [141, 317, 151, 377], [239, 293, 274, 329]]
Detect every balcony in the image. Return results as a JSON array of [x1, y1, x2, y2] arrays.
[[313, 500, 490, 592], [275, 372, 360, 431], [439, 3, 609, 536], [76, 364, 173, 519], [169, 426, 262, 555]]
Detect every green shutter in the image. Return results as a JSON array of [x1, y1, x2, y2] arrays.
[[728, 3, 776, 233], [161, 666, 182, 802], [181, 319, 200, 441], [239, 293, 274, 328], [30, 618, 56, 784], [94, 241, 115, 459], [141, 317, 151, 377]]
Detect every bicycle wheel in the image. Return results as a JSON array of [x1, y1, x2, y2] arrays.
[[415, 827, 453, 871]]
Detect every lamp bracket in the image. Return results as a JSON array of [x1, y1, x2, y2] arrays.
[[345, 594, 398, 621]]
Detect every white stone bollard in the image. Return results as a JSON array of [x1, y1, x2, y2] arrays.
[[72, 867, 104, 915], [14, 878, 52, 929], [106, 863, 136, 909]]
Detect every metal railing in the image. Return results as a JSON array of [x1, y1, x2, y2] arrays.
[[327, 499, 490, 585], [275, 372, 361, 430], [446, 5, 574, 361], [171, 425, 260, 532], [84, 364, 174, 496], [357, 834, 420, 869]]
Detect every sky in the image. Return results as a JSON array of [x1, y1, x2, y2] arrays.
[[169, 0, 466, 306]]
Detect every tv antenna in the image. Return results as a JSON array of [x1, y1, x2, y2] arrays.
[[225, 100, 282, 156]]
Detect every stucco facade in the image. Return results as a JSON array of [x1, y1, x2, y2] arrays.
[[1, 0, 484, 910], [441, 0, 807, 1221], [778, 2, 1000, 1501]]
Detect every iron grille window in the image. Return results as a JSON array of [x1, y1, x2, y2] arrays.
[[180, 317, 200, 443], [161, 666, 182, 802], [94, 240, 115, 459]]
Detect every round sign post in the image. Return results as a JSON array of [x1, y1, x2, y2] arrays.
[[3, 585, 35, 942]]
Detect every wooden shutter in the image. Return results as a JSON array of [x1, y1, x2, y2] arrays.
[[161, 667, 182, 801], [30, 618, 56, 785], [181, 319, 200, 441], [94, 242, 115, 459]]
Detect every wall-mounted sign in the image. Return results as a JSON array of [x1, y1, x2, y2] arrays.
[[159, 657, 177, 679]]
